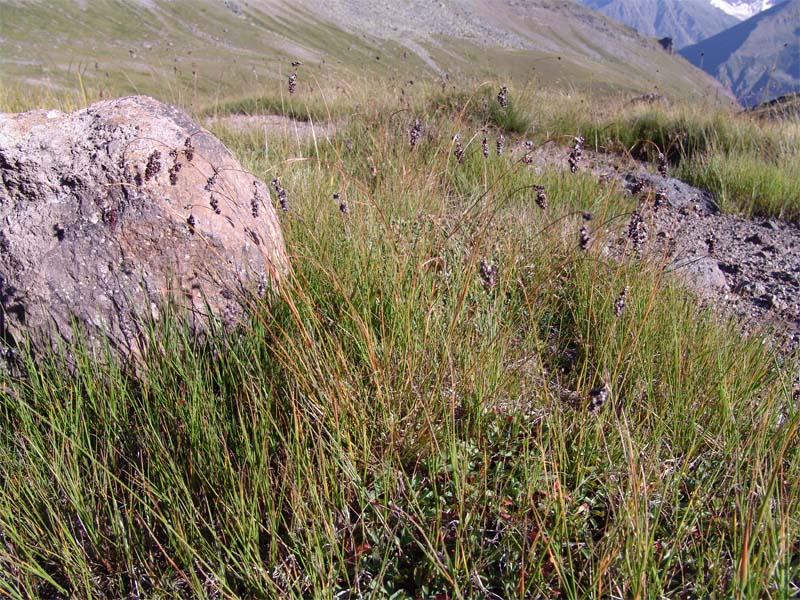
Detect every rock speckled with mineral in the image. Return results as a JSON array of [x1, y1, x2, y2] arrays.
[[0, 95, 288, 358]]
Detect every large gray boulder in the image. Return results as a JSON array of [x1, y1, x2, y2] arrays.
[[0, 95, 288, 359]]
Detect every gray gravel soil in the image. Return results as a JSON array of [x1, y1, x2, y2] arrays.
[[522, 142, 800, 353]]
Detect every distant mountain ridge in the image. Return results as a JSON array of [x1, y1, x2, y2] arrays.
[[680, 0, 799, 105], [710, 0, 774, 19], [575, 0, 740, 47]]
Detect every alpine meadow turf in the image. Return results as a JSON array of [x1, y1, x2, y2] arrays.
[[1, 80, 799, 599]]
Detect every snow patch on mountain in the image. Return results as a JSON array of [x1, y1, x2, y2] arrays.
[[707, 0, 773, 20]]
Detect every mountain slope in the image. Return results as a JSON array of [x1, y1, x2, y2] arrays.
[[680, 0, 799, 105], [575, 0, 739, 48], [0, 0, 733, 106]]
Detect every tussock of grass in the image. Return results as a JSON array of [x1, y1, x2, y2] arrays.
[[486, 90, 532, 134], [1, 85, 799, 598], [425, 85, 533, 134], [584, 108, 769, 162], [678, 147, 800, 221], [576, 103, 800, 221]]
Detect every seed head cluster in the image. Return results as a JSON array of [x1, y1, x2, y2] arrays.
[[410, 117, 423, 149], [334, 192, 349, 215], [288, 72, 297, 95], [588, 382, 611, 413], [628, 176, 645, 195], [204, 168, 219, 192], [168, 149, 182, 185], [522, 140, 535, 165], [482, 135, 489, 158], [533, 184, 548, 210], [579, 225, 591, 250], [479, 258, 498, 291], [614, 286, 629, 317], [144, 150, 161, 181], [497, 85, 509, 108], [272, 177, 288, 211], [453, 133, 465, 163], [184, 137, 195, 162], [251, 182, 262, 218], [627, 210, 648, 258], [496, 133, 505, 156], [657, 151, 668, 177], [569, 135, 585, 174], [210, 193, 221, 215]]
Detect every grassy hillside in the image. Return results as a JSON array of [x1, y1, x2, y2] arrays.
[[0, 0, 735, 108], [0, 0, 398, 109]]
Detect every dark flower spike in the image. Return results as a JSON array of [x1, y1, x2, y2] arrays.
[[568, 135, 585, 174], [627, 210, 648, 258], [410, 117, 423, 149], [204, 168, 219, 192], [614, 286, 629, 317], [523, 140, 535, 164], [588, 382, 611, 413], [579, 226, 591, 250], [482, 135, 489, 158], [453, 133, 465, 164], [657, 151, 668, 177], [210, 193, 221, 215], [496, 133, 505, 156], [272, 177, 288, 211], [533, 184, 548, 210], [334, 192, 349, 214], [497, 86, 509, 108], [251, 182, 262, 218], [479, 258, 498, 291], [168, 148, 182, 185], [288, 72, 297, 95], [144, 150, 161, 181], [184, 137, 195, 162]]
